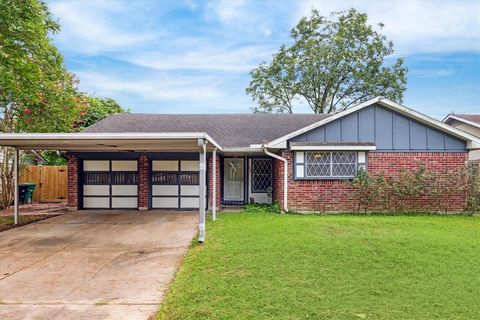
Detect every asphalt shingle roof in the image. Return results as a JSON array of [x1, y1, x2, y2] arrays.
[[82, 113, 331, 148], [453, 114, 480, 125]]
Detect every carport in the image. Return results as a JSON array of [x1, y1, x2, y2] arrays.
[[0, 132, 222, 242]]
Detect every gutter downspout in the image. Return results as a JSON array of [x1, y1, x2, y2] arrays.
[[262, 147, 289, 212]]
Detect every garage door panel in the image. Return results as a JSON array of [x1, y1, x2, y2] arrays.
[[81, 159, 139, 210], [180, 197, 199, 208], [152, 160, 178, 171], [84, 197, 110, 208], [83, 185, 110, 196], [151, 159, 201, 209], [112, 185, 137, 196], [180, 185, 199, 196], [152, 185, 178, 196], [84, 160, 110, 172], [112, 197, 137, 208], [153, 197, 178, 208], [112, 160, 137, 171], [181, 160, 199, 171]]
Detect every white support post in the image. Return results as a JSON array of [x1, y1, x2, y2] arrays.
[[13, 148, 19, 225], [212, 148, 217, 221], [198, 139, 207, 243]]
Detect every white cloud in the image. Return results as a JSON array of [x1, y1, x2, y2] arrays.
[[50, 1, 157, 53], [77, 71, 225, 102], [125, 44, 275, 73], [410, 69, 455, 78], [206, 0, 248, 23], [295, 0, 480, 55]]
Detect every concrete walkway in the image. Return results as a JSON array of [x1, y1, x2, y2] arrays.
[[0, 210, 198, 320]]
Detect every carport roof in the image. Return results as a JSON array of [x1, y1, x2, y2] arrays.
[[0, 132, 221, 151]]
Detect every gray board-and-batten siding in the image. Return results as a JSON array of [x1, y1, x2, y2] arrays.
[[289, 104, 467, 151]]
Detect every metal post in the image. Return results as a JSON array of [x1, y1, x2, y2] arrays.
[[13, 148, 19, 225], [212, 148, 217, 221], [198, 139, 207, 242]]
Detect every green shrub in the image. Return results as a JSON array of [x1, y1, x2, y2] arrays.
[[245, 202, 281, 214]]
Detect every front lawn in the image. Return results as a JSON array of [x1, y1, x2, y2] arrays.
[[158, 212, 480, 320]]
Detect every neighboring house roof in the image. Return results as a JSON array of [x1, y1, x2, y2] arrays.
[[443, 114, 480, 133], [82, 113, 330, 148], [265, 97, 480, 149]]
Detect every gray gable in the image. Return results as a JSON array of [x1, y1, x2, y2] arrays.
[[289, 104, 467, 151], [83, 113, 330, 148]]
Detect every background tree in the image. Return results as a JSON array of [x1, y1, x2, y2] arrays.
[[76, 97, 125, 130], [37, 96, 126, 165], [246, 9, 408, 114], [0, 0, 86, 208]]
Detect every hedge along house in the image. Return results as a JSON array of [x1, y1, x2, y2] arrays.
[[1, 97, 479, 239]]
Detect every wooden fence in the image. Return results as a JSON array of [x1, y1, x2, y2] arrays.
[[19, 165, 68, 202]]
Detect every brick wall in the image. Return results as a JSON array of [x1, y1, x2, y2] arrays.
[[273, 151, 468, 212], [138, 154, 149, 210], [208, 153, 221, 210], [67, 154, 78, 209]]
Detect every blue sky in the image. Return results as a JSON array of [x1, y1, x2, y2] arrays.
[[47, 0, 480, 119]]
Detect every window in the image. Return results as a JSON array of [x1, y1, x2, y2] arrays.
[[305, 152, 357, 178], [251, 158, 273, 192]]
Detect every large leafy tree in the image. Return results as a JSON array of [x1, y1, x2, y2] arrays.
[[0, 0, 86, 208], [76, 97, 125, 130], [246, 9, 408, 114]]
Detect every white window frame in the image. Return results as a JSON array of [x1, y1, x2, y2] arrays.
[[304, 150, 359, 179]]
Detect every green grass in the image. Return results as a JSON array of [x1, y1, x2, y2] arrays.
[[0, 214, 56, 232], [158, 212, 480, 320]]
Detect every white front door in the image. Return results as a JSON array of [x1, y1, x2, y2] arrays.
[[224, 158, 244, 201]]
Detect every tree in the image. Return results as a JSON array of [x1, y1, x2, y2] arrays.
[[37, 97, 126, 165], [0, 0, 86, 208], [246, 9, 408, 114], [76, 97, 125, 130]]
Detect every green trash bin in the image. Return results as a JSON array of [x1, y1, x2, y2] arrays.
[[19, 183, 36, 205]]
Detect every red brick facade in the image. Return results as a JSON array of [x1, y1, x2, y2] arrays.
[[67, 151, 469, 212], [138, 154, 149, 210], [67, 154, 78, 209], [273, 151, 468, 212], [208, 153, 221, 210]]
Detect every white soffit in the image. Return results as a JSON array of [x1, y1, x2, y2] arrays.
[[290, 145, 377, 151]]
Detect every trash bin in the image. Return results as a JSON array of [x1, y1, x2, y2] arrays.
[[19, 183, 36, 205]]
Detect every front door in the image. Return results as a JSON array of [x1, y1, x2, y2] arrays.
[[224, 158, 244, 201]]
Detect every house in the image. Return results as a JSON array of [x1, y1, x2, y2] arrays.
[[1, 97, 479, 218], [443, 114, 480, 161]]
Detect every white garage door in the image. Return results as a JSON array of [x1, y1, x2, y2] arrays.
[[151, 160, 204, 209], [82, 160, 138, 209]]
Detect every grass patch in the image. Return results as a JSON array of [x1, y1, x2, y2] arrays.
[[0, 214, 57, 232], [158, 212, 480, 320]]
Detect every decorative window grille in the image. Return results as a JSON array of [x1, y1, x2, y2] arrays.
[[252, 158, 273, 193], [83, 171, 138, 185], [83, 172, 110, 185], [151, 172, 178, 185], [305, 152, 357, 178], [179, 172, 200, 185]]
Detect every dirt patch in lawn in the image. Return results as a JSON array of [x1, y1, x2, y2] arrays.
[[0, 202, 67, 232], [0, 202, 66, 217], [0, 214, 60, 232]]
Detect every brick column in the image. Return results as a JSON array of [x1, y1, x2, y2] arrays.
[[138, 154, 149, 210], [67, 154, 78, 210], [208, 153, 221, 211]]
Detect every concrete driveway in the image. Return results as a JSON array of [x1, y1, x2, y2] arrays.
[[0, 210, 198, 320]]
